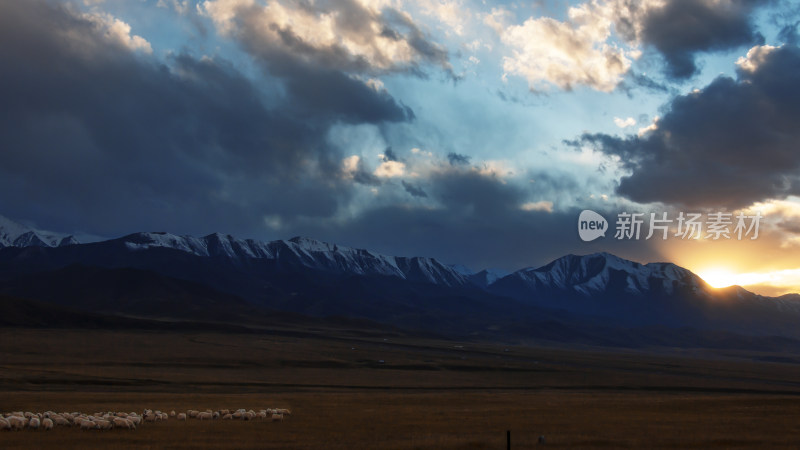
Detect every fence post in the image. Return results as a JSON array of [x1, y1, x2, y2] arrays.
[[507, 430, 510, 450]]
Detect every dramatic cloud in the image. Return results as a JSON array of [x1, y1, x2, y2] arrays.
[[200, 0, 450, 74], [499, 1, 636, 92], [497, 0, 774, 91], [0, 0, 412, 237], [83, 11, 153, 53], [290, 167, 660, 270], [639, 0, 771, 79], [578, 44, 800, 209], [401, 180, 428, 198]]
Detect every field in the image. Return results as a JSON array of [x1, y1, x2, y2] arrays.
[[3, 327, 800, 448]]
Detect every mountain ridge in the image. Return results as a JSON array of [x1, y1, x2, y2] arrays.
[[2, 218, 800, 343], [0, 214, 78, 248]]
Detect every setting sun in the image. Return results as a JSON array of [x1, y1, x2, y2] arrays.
[[698, 268, 739, 289]]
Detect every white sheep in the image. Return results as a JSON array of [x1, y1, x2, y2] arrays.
[[197, 412, 213, 420], [169, 410, 176, 417], [271, 413, 283, 422], [42, 418, 54, 431], [28, 417, 41, 430], [54, 416, 70, 426], [8, 416, 26, 430], [177, 413, 187, 421], [0, 418, 10, 430], [80, 420, 97, 430], [222, 413, 233, 420], [113, 417, 135, 430]]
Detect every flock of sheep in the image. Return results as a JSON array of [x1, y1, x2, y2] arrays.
[[0, 407, 292, 431]]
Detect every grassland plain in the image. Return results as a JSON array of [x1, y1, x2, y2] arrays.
[[3, 328, 800, 448]]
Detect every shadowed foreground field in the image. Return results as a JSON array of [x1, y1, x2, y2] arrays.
[[3, 328, 800, 448]]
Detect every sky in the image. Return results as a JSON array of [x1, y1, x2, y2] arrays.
[[1, 0, 800, 295]]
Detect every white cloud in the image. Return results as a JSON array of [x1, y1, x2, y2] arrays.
[[341, 155, 361, 180], [637, 116, 659, 136], [500, 1, 636, 92], [83, 12, 153, 54], [201, 0, 447, 73], [365, 78, 385, 92], [410, 147, 433, 157], [374, 160, 407, 178], [520, 201, 554, 213], [495, 0, 674, 92], [736, 45, 778, 73], [415, 0, 468, 35], [483, 7, 513, 35], [613, 116, 636, 128]]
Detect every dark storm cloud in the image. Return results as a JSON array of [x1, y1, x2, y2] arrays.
[[292, 169, 662, 271], [276, 60, 414, 123], [447, 152, 471, 166], [401, 181, 428, 198], [203, 0, 434, 125], [382, 147, 401, 162], [0, 0, 411, 237], [577, 44, 800, 209], [639, 0, 770, 79]]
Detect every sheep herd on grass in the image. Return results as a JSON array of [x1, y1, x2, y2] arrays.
[[0, 407, 291, 431]]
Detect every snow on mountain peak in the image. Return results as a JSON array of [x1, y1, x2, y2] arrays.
[[505, 252, 704, 297], [0, 214, 79, 248]]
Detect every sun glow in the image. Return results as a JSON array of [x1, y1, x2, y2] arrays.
[[698, 268, 739, 288]]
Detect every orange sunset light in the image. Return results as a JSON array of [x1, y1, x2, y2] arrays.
[[696, 266, 800, 295]]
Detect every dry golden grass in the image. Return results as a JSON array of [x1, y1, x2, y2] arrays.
[[2, 329, 800, 448]]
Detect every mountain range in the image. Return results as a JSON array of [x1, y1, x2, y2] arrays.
[[0, 214, 78, 248], [1, 215, 799, 348]]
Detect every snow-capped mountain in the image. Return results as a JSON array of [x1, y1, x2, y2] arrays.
[[118, 232, 472, 287], [494, 252, 703, 297], [2, 219, 800, 339], [0, 214, 78, 248], [488, 252, 800, 332]]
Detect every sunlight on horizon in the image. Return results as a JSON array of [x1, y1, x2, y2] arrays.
[[697, 267, 800, 295], [697, 268, 739, 288]]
